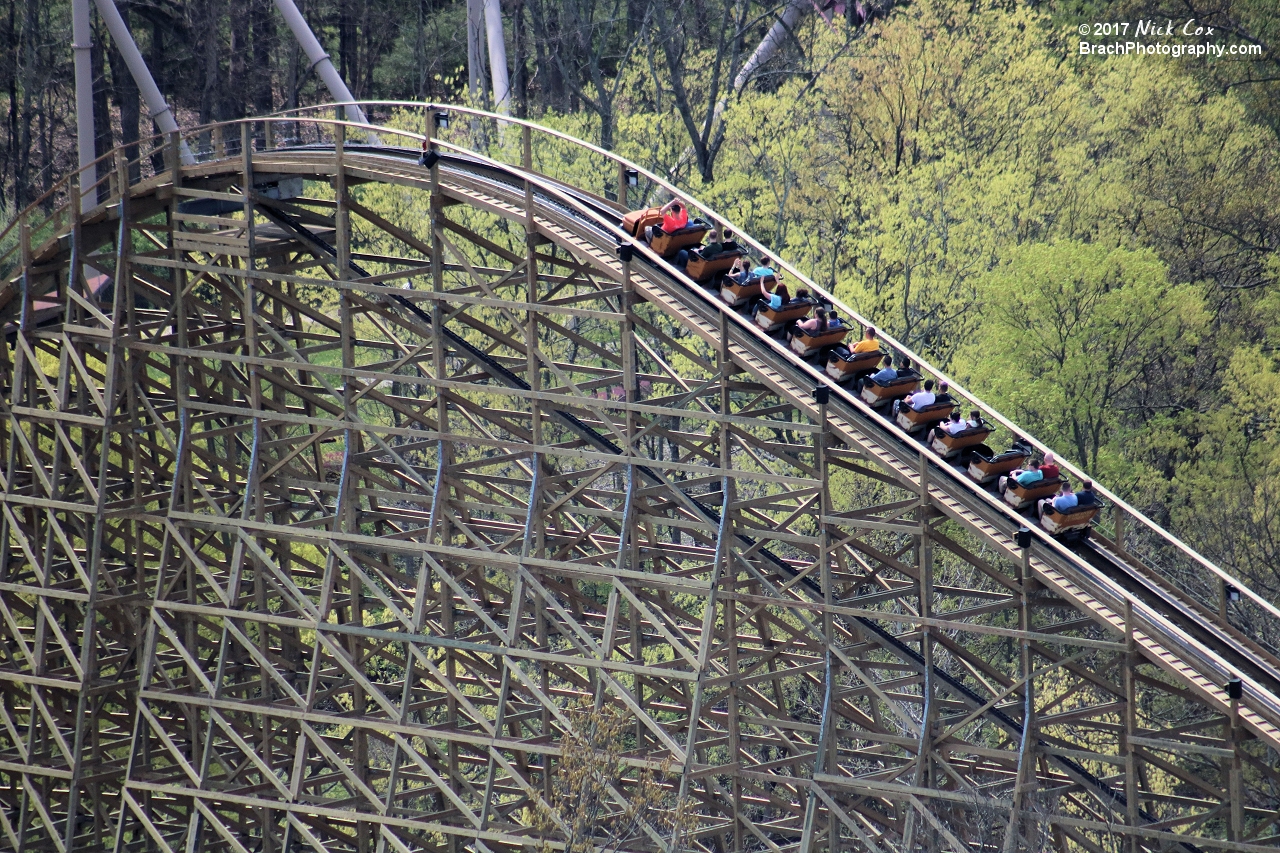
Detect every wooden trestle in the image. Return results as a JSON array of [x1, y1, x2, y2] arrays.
[[0, 109, 1277, 853]]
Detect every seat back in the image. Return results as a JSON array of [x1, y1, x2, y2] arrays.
[[901, 402, 956, 425], [938, 425, 991, 447], [794, 326, 849, 347], [760, 299, 814, 323], [1010, 476, 1061, 500], [622, 207, 662, 237], [651, 223, 710, 256], [687, 248, 746, 281]]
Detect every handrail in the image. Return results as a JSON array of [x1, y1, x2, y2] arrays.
[[4, 107, 1279, 735], [267, 100, 1280, 636]]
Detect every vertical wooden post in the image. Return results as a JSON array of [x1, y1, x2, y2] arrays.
[[1228, 686, 1243, 842], [1123, 599, 1139, 853], [1003, 541, 1037, 853], [424, 113, 461, 853], [903, 448, 935, 852], [801, 386, 835, 853]]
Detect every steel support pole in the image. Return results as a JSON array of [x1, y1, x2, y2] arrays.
[[92, 0, 194, 164], [483, 0, 510, 114], [271, 0, 380, 143], [71, 0, 96, 211]]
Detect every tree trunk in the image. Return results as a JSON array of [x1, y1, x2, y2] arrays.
[[201, 0, 221, 122], [229, 0, 250, 117], [733, 0, 806, 92], [467, 0, 486, 105], [338, 0, 355, 95], [15, 0, 37, 208], [512, 0, 528, 116], [252, 0, 275, 115], [146, 14, 167, 174], [107, 11, 141, 182], [92, 9, 113, 168]]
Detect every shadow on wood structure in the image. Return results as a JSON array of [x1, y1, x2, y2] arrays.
[[0, 104, 1279, 853]]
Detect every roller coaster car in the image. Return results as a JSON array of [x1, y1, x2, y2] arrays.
[[650, 220, 711, 257], [1041, 502, 1101, 538], [789, 324, 850, 358], [966, 446, 1030, 484], [1003, 477, 1062, 510], [686, 245, 746, 282], [895, 401, 957, 434], [622, 207, 663, 238], [721, 275, 776, 307], [756, 297, 816, 333], [825, 347, 885, 382], [930, 424, 994, 458], [859, 373, 920, 407]]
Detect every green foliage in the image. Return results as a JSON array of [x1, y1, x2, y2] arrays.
[[503, 0, 1279, 597], [958, 241, 1205, 475]]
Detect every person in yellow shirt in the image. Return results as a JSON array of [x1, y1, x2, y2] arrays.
[[851, 326, 881, 354]]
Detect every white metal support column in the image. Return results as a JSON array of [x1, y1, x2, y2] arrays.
[[272, 0, 380, 143], [92, 0, 194, 164], [71, 0, 96, 211]]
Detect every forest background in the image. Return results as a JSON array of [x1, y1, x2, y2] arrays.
[[1, 0, 1279, 601]]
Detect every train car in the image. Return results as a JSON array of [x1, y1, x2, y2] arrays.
[[789, 324, 849, 358], [650, 221, 710, 256], [686, 245, 747, 282], [756, 297, 816, 333], [930, 424, 993, 458], [721, 275, 776, 307], [825, 347, 885, 383], [895, 400, 957, 434], [622, 206, 663, 238], [860, 373, 920, 407], [967, 445, 1030, 483], [1041, 502, 1101, 538], [1004, 477, 1061, 510]]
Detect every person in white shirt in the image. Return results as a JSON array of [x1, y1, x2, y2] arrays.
[[927, 410, 965, 443], [894, 379, 936, 415]]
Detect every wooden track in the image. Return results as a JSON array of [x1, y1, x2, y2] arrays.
[[0, 111, 1277, 853]]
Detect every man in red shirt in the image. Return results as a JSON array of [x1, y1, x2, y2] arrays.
[[661, 199, 689, 232], [645, 199, 690, 244], [1038, 451, 1060, 480]]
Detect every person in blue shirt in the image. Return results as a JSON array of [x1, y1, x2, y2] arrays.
[[1000, 458, 1043, 495], [753, 256, 777, 278], [727, 256, 751, 285], [1075, 479, 1098, 506], [857, 355, 896, 392], [1040, 481, 1078, 518]]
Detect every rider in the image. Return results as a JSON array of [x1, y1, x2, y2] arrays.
[[644, 198, 689, 243], [927, 410, 968, 444], [851, 326, 880, 354], [893, 379, 936, 416], [1039, 480, 1078, 518]]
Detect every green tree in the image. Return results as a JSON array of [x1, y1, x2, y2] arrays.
[[958, 241, 1206, 475]]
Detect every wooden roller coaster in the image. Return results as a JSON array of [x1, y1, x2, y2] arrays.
[[0, 103, 1278, 853]]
